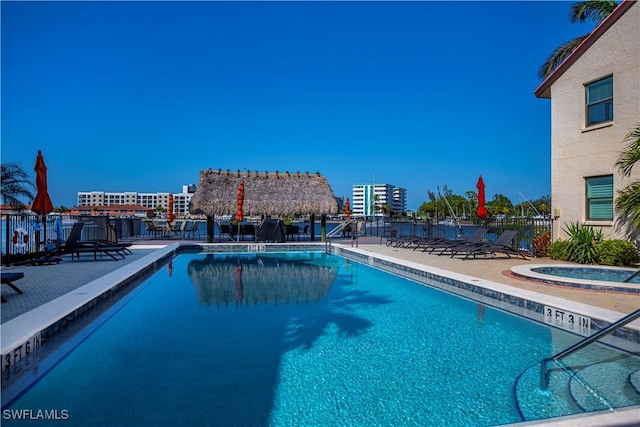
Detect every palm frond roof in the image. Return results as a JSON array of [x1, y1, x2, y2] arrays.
[[190, 168, 339, 217]]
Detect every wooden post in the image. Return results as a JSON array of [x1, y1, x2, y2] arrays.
[[206, 215, 214, 242], [310, 214, 315, 241], [321, 214, 327, 242]]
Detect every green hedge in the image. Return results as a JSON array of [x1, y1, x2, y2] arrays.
[[549, 224, 640, 266]]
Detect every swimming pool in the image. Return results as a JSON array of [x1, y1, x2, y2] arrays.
[[2, 251, 639, 425], [511, 264, 640, 293]]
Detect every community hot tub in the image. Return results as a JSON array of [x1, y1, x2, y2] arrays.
[[511, 264, 640, 293]]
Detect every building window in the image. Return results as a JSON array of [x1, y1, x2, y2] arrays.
[[585, 175, 613, 220], [585, 76, 613, 126]]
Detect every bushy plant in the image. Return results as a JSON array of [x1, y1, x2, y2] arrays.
[[561, 222, 603, 264], [532, 231, 551, 257], [549, 239, 571, 261], [595, 240, 640, 266]]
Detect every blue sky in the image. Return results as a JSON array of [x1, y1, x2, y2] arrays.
[[2, 1, 596, 211]]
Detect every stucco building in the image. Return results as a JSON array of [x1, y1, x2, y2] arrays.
[[535, 0, 639, 243], [76, 185, 197, 217]]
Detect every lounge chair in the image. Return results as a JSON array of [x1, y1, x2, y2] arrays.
[[382, 228, 398, 246], [1, 272, 24, 303], [394, 234, 443, 249], [74, 222, 132, 254], [418, 227, 489, 254], [389, 231, 436, 248], [410, 236, 448, 249], [450, 229, 528, 260], [61, 223, 128, 261]]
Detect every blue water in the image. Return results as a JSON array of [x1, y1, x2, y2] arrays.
[[533, 266, 640, 284], [2, 252, 599, 426]]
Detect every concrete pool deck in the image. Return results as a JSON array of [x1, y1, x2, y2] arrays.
[[1, 237, 638, 426]]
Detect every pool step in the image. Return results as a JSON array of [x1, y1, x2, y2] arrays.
[[629, 369, 640, 394], [515, 359, 640, 422], [569, 360, 640, 411], [514, 364, 583, 422]]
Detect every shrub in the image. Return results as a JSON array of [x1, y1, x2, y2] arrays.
[[595, 240, 640, 266], [549, 239, 571, 261], [562, 222, 603, 264], [532, 231, 551, 257]]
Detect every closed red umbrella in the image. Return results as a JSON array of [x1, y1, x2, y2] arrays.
[[344, 198, 351, 220], [167, 193, 175, 225], [476, 175, 487, 219], [32, 150, 54, 216], [236, 181, 244, 222], [235, 181, 244, 242]]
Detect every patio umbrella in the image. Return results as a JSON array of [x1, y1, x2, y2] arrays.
[[344, 198, 351, 220], [167, 193, 175, 225], [236, 181, 244, 242], [476, 175, 488, 219], [32, 150, 54, 245], [236, 181, 244, 222], [32, 150, 54, 216]]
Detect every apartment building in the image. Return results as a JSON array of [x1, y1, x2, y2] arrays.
[[77, 185, 197, 217], [534, 1, 639, 242], [352, 184, 407, 217]]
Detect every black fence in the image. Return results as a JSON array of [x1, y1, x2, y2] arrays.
[[358, 217, 552, 257], [1, 214, 144, 266]]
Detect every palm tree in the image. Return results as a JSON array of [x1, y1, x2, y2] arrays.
[[1, 162, 34, 208], [538, 1, 619, 79], [614, 124, 640, 234]]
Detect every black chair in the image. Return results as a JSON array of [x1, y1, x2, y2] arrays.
[[61, 223, 128, 261], [218, 223, 232, 241], [449, 229, 528, 260], [285, 225, 299, 241], [1, 272, 25, 303], [299, 224, 310, 241]]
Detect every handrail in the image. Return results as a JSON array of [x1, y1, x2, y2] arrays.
[[540, 308, 640, 389], [326, 219, 353, 239], [623, 269, 640, 283]]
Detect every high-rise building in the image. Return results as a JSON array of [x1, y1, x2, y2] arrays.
[[351, 184, 406, 217], [77, 185, 197, 216]]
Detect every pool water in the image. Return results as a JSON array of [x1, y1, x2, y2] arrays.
[[532, 266, 640, 284], [0, 252, 624, 426]]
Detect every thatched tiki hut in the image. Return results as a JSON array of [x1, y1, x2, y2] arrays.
[[187, 254, 337, 307], [190, 169, 339, 241]]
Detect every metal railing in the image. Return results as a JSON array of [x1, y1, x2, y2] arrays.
[[355, 217, 552, 256], [540, 308, 640, 389], [1, 214, 144, 266], [326, 219, 354, 239]]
